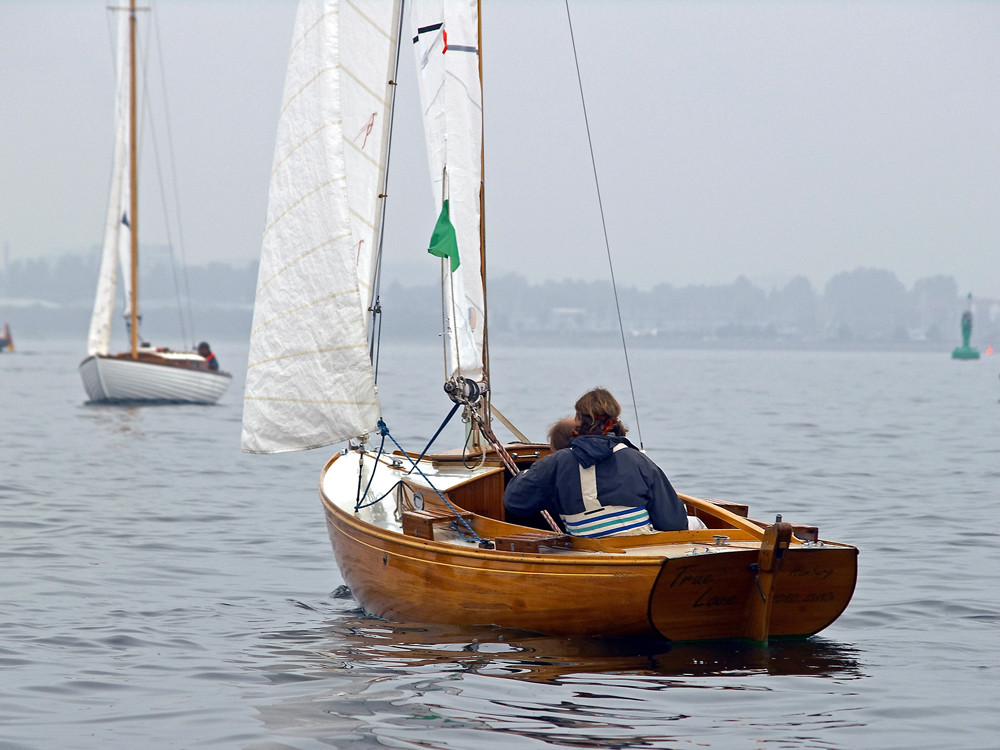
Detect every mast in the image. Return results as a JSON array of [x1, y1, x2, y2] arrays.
[[128, 0, 139, 358], [477, 0, 488, 386], [476, 0, 493, 440]]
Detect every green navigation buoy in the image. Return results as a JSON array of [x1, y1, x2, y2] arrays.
[[952, 293, 980, 360]]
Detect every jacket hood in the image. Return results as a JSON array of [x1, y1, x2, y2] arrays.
[[568, 434, 633, 468]]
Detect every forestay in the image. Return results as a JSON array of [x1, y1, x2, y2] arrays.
[[87, 7, 134, 356], [242, 0, 400, 453], [411, 0, 485, 382]]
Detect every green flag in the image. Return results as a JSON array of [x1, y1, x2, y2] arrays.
[[427, 199, 460, 272]]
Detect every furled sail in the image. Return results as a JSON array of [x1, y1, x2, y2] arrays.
[[87, 7, 133, 356], [242, 0, 400, 453], [411, 0, 485, 382]]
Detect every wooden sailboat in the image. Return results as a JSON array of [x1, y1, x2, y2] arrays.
[[78, 0, 231, 404], [243, 0, 857, 642]]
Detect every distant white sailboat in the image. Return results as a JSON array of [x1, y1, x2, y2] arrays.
[[79, 0, 231, 404]]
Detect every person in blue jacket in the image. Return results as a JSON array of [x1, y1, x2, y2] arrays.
[[503, 387, 688, 537]]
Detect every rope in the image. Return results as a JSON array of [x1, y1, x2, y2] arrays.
[[148, 5, 195, 347], [414, 401, 462, 466], [351, 407, 460, 511], [462, 421, 488, 471], [563, 0, 644, 449], [376, 420, 483, 543]]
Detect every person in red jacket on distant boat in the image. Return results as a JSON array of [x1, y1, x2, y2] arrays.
[[197, 341, 219, 371]]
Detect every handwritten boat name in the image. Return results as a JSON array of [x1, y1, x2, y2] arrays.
[[667, 565, 737, 608], [666, 563, 839, 609]]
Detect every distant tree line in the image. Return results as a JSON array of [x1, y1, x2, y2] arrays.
[[0, 250, 258, 341], [382, 269, 999, 348], [1, 251, 257, 307], [2, 251, 997, 349]]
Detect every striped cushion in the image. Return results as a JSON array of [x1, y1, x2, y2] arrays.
[[562, 505, 655, 538]]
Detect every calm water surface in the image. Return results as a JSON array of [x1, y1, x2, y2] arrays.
[[2, 339, 999, 749]]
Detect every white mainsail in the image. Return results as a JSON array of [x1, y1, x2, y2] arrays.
[[411, 0, 485, 382], [242, 0, 400, 454], [87, 7, 133, 356]]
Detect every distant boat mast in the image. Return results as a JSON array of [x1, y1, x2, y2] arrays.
[[128, 0, 139, 358]]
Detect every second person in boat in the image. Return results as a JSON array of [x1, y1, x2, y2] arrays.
[[503, 387, 690, 537], [547, 416, 577, 452]]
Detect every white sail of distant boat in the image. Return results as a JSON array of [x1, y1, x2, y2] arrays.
[[241, 0, 857, 643], [79, 0, 231, 404], [87, 4, 132, 358]]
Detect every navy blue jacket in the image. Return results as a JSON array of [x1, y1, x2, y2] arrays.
[[503, 434, 688, 531]]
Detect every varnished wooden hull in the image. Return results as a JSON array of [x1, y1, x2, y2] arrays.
[[326, 502, 665, 637], [320, 452, 857, 642]]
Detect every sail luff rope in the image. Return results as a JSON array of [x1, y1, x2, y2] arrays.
[[101, 7, 120, 352], [368, 0, 407, 380], [563, 0, 643, 449]]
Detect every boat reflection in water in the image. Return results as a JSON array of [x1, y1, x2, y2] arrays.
[[315, 615, 865, 683], [259, 601, 864, 685], [249, 604, 865, 748]]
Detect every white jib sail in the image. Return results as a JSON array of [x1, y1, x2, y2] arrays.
[[242, 0, 399, 454], [411, 0, 485, 382], [87, 7, 133, 356]]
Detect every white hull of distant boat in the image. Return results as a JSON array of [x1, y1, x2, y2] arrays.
[[80, 351, 231, 404]]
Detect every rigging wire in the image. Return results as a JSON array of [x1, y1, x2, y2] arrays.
[[148, 3, 196, 348], [126, 2, 191, 347], [563, 0, 644, 449], [376, 420, 485, 544]]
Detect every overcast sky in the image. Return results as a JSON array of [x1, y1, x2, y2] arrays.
[[1, 0, 998, 298]]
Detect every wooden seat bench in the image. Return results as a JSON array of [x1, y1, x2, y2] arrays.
[[401, 507, 474, 540]]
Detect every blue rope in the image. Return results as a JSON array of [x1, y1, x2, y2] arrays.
[[352, 428, 407, 510], [411, 401, 461, 467], [375, 419, 483, 543]]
